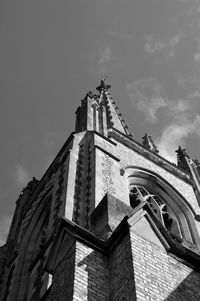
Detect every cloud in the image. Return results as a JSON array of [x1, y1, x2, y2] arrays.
[[137, 97, 167, 122], [127, 78, 166, 122], [166, 99, 191, 118], [169, 33, 185, 48], [188, 90, 200, 98], [158, 116, 200, 162], [0, 216, 12, 246], [176, 72, 199, 88], [187, 1, 200, 15], [127, 76, 200, 162], [193, 38, 200, 61], [127, 78, 196, 124], [108, 31, 132, 40], [168, 33, 185, 57], [144, 33, 185, 57], [126, 78, 190, 123], [98, 47, 112, 73], [194, 53, 200, 61], [144, 36, 165, 54], [176, 73, 200, 100], [15, 164, 30, 188]]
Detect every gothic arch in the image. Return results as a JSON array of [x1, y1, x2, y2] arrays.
[[124, 166, 200, 248], [8, 191, 52, 301]]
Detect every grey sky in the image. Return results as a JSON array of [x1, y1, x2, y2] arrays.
[[1, 0, 200, 244]]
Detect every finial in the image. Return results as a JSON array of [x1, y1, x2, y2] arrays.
[[175, 146, 189, 159], [96, 78, 111, 93], [142, 133, 159, 153], [175, 146, 190, 172]]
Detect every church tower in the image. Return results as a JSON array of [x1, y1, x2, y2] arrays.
[[1, 80, 200, 300]]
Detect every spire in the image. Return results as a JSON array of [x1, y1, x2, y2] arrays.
[[96, 78, 131, 135], [75, 79, 131, 136], [175, 146, 190, 173], [142, 133, 159, 154]]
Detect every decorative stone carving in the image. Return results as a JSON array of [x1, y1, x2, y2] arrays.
[[53, 155, 67, 233], [176, 146, 190, 173], [73, 144, 84, 224], [129, 186, 182, 240], [16, 177, 39, 205], [102, 154, 116, 196], [85, 143, 92, 230], [142, 133, 159, 154]]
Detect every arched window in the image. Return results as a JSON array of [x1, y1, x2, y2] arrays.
[[130, 185, 182, 240], [124, 166, 200, 248]]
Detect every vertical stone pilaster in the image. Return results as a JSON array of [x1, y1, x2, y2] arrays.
[[86, 97, 94, 131], [52, 156, 67, 233], [85, 142, 92, 230], [73, 144, 84, 225], [92, 104, 97, 132], [102, 105, 108, 137]]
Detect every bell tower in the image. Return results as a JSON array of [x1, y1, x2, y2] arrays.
[[1, 80, 200, 301]]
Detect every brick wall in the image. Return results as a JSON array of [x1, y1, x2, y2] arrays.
[[73, 242, 110, 301], [47, 226, 200, 301], [130, 229, 200, 301], [109, 233, 136, 301], [48, 241, 110, 301], [48, 243, 76, 301]]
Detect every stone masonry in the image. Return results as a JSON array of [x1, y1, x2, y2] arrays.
[[1, 80, 200, 300]]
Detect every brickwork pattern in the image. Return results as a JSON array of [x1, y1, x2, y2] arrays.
[[73, 242, 110, 301], [109, 233, 136, 301], [130, 229, 200, 301], [48, 243, 76, 301], [47, 241, 110, 301]]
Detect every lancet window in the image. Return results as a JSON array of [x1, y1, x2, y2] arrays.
[[129, 185, 182, 239]]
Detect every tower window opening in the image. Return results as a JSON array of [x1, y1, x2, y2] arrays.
[[129, 185, 182, 240]]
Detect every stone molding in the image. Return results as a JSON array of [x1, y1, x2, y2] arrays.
[[108, 128, 192, 184]]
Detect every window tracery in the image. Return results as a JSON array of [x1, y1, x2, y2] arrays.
[[129, 185, 182, 239]]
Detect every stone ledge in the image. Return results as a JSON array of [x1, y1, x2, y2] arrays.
[[46, 202, 200, 273]]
